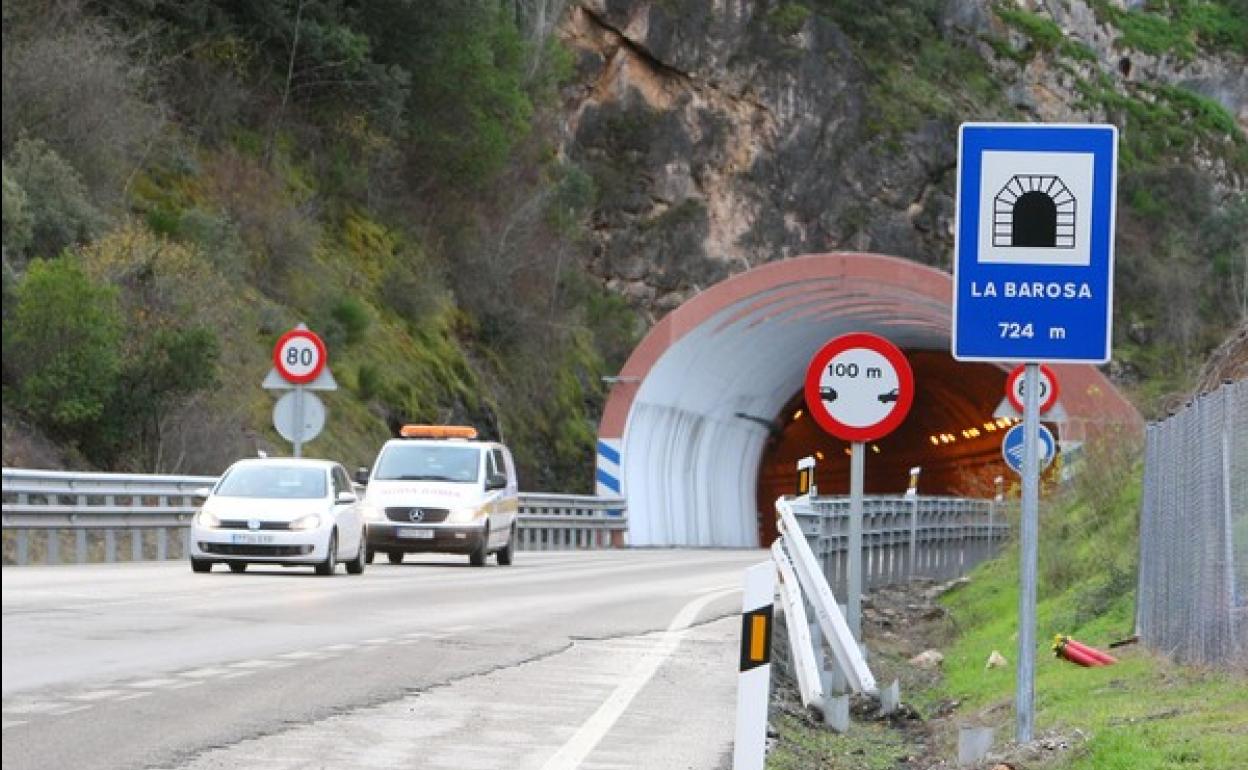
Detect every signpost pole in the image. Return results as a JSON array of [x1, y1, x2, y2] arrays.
[[293, 384, 305, 458], [1016, 363, 1041, 742], [847, 440, 865, 641]]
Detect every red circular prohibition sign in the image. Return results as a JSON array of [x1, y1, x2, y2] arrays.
[[273, 328, 328, 385], [803, 332, 915, 442]]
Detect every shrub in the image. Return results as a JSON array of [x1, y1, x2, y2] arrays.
[[2, 167, 33, 257], [330, 296, 372, 346], [3, 138, 106, 260], [3, 256, 123, 435], [1, 20, 161, 199]]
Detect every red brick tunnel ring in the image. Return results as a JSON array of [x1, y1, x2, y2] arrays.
[[596, 253, 1141, 548]]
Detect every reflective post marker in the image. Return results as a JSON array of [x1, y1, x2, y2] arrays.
[[1016, 363, 1041, 742], [906, 466, 921, 578], [847, 441, 865, 640], [733, 561, 776, 770]]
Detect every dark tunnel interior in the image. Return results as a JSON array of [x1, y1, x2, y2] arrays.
[[754, 350, 1061, 544]]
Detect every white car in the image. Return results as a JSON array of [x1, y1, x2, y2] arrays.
[[189, 458, 366, 576]]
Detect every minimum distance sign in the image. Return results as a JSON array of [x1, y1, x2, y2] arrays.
[[273, 328, 328, 385], [804, 333, 914, 442]]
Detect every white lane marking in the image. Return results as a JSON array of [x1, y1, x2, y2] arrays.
[[277, 651, 324, 660], [219, 670, 255, 680], [129, 678, 181, 689], [442, 625, 475, 634], [166, 680, 205, 690], [2, 720, 28, 729], [401, 631, 430, 639], [114, 692, 152, 702], [229, 659, 277, 669], [391, 638, 423, 645], [68, 689, 126, 701], [3, 702, 71, 714], [180, 667, 232, 679], [360, 637, 392, 645], [47, 704, 92, 715], [540, 588, 738, 770], [695, 583, 739, 595], [320, 644, 357, 652]]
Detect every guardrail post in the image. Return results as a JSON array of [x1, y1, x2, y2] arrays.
[[157, 528, 168, 561], [16, 528, 29, 566], [104, 529, 116, 563], [132, 529, 143, 561], [48, 528, 60, 565]]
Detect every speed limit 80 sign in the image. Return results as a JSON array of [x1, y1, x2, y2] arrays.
[[273, 328, 328, 385]]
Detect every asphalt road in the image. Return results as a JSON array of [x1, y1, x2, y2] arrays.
[[2, 549, 765, 770]]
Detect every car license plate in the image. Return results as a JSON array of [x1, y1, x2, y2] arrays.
[[230, 533, 275, 544], [398, 528, 434, 540]]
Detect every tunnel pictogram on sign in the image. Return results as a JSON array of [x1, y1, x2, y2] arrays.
[[993, 175, 1076, 248]]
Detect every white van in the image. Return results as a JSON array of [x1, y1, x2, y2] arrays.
[[359, 425, 519, 567]]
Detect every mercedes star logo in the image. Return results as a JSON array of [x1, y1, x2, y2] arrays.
[[408, 509, 425, 522]]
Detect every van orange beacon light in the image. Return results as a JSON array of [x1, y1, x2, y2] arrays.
[[399, 424, 479, 440]]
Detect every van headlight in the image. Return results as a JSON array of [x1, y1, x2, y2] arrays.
[[290, 514, 322, 531], [196, 509, 220, 528], [360, 503, 386, 522], [446, 505, 486, 523]]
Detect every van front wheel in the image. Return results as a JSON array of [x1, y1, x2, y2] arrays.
[[469, 528, 489, 567]]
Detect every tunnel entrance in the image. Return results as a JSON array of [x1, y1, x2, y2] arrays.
[[597, 253, 1141, 548], [754, 351, 1033, 547]]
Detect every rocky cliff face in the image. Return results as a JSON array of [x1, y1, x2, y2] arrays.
[[556, 0, 1247, 329]]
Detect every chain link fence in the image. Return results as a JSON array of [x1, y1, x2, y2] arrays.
[[1136, 379, 1247, 668]]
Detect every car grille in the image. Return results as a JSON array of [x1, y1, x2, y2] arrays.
[[217, 520, 293, 531], [385, 507, 449, 523], [199, 543, 314, 557]]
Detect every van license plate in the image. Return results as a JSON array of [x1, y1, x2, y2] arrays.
[[398, 529, 434, 540]]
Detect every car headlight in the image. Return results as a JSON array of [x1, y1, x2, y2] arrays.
[[360, 503, 386, 522], [196, 509, 220, 528], [446, 505, 486, 523], [290, 514, 322, 531]]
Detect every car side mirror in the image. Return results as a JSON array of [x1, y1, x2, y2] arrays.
[[486, 473, 507, 491], [336, 491, 358, 504], [354, 467, 370, 485]]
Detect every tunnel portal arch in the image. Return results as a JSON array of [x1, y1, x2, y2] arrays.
[[596, 253, 1140, 547]]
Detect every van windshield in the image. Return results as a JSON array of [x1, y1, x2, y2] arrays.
[[374, 444, 481, 483], [215, 465, 327, 499]]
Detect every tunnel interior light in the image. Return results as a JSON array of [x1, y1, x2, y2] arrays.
[[815, 450, 825, 461], [793, 408, 803, 421], [929, 436, 940, 445], [871, 445, 880, 453], [984, 422, 997, 432]]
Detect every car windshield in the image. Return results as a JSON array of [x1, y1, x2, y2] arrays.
[[214, 465, 327, 499], [374, 444, 481, 483]]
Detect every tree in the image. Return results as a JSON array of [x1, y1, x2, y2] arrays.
[[3, 256, 123, 437]]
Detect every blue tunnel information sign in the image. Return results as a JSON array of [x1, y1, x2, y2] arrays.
[[952, 123, 1117, 363]]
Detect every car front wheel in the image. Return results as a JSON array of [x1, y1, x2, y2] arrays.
[[387, 551, 404, 565], [316, 531, 338, 576], [345, 534, 366, 575], [229, 562, 247, 574], [191, 558, 212, 573]]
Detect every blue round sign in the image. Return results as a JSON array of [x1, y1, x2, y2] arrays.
[[1002, 423, 1056, 475]]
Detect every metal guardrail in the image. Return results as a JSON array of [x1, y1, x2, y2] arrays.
[[1, 468, 628, 565], [790, 494, 1011, 596]]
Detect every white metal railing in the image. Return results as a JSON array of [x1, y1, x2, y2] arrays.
[[1, 468, 628, 565], [790, 494, 1011, 595]]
